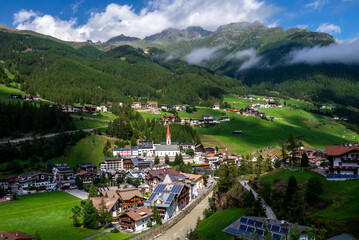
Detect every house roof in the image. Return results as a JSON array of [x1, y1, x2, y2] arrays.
[[0, 231, 36, 240], [98, 186, 119, 198], [91, 197, 118, 212], [180, 142, 196, 146], [155, 144, 180, 152], [118, 188, 144, 201], [124, 206, 153, 222], [180, 173, 203, 182], [325, 145, 359, 156]]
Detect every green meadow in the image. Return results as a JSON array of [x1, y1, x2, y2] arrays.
[[51, 135, 113, 168], [197, 208, 245, 240], [74, 119, 109, 130], [0, 191, 102, 240]]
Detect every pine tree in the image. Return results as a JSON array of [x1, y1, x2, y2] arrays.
[[98, 198, 112, 226], [88, 185, 98, 197], [301, 152, 309, 167], [83, 199, 99, 229], [165, 155, 170, 165], [71, 205, 82, 227], [153, 205, 162, 225], [154, 156, 160, 165], [45, 159, 52, 173]]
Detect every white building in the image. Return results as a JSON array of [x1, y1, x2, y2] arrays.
[[154, 124, 180, 157]]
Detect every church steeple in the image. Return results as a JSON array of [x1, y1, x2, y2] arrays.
[[166, 123, 171, 145]]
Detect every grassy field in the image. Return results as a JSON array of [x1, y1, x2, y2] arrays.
[[74, 119, 109, 130], [197, 208, 245, 240], [93, 233, 134, 240], [0, 84, 26, 102], [51, 135, 112, 168], [223, 94, 266, 110], [259, 169, 359, 220], [139, 111, 172, 120], [0, 191, 103, 240]]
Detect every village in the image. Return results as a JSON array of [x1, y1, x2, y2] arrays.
[[1, 94, 359, 240]]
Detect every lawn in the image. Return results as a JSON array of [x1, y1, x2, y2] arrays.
[[51, 135, 112, 168], [197, 208, 246, 240], [74, 119, 109, 130], [223, 94, 266, 110], [139, 111, 172, 120], [259, 169, 359, 220], [0, 191, 102, 240], [0, 84, 25, 102], [196, 106, 358, 155]]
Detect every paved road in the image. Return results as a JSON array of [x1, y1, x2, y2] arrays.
[[66, 190, 89, 200], [240, 181, 277, 220], [70, 115, 112, 122], [0, 126, 108, 144], [156, 191, 213, 240]]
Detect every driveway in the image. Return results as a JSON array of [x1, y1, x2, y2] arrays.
[[66, 189, 89, 200]]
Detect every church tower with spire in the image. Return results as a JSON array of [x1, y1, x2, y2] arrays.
[[166, 123, 171, 145]]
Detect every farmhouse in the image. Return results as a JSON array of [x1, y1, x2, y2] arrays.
[[118, 188, 145, 212], [326, 143, 359, 175], [146, 101, 158, 109], [10, 94, 22, 99], [119, 206, 153, 232]]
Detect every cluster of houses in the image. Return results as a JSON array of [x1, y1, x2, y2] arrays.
[[159, 115, 230, 126], [10, 94, 39, 101], [61, 104, 109, 114], [131, 101, 192, 112]]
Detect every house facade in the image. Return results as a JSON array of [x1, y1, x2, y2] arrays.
[[99, 158, 123, 171], [119, 206, 153, 232], [326, 144, 359, 175]]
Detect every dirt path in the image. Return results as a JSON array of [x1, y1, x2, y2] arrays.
[[155, 191, 213, 240]]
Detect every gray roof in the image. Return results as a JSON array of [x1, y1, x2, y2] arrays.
[[131, 158, 153, 167], [180, 142, 196, 146], [327, 234, 357, 240], [155, 144, 180, 152]]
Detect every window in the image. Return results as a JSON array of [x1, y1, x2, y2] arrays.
[[339, 162, 342, 166]]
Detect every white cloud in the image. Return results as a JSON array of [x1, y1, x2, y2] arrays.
[[286, 38, 359, 65], [70, 0, 84, 14], [186, 46, 223, 65], [13, 10, 37, 25], [305, 0, 328, 9], [226, 48, 263, 70], [295, 24, 309, 29], [13, 0, 280, 42], [316, 23, 341, 35]]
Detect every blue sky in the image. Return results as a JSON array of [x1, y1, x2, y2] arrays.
[[0, 0, 358, 42]]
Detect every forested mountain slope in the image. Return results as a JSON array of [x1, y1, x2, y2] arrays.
[[0, 30, 240, 105]]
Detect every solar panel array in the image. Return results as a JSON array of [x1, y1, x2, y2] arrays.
[[223, 217, 290, 240], [153, 184, 166, 193], [165, 193, 175, 205], [171, 184, 183, 194]]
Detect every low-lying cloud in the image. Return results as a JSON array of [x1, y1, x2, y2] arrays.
[[13, 0, 280, 42], [286, 38, 359, 65], [186, 46, 224, 65], [226, 48, 263, 70]]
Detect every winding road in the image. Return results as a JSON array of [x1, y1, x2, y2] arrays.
[[240, 181, 277, 220], [0, 126, 108, 144]]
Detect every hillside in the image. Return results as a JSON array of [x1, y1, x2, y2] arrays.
[[0, 30, 240, 105], [104, 21, 359, 109]]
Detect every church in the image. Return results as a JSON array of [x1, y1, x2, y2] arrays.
[[154, 124, 180, 157]]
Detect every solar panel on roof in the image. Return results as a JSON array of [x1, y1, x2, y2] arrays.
[[273, 233, 282, 240], [271, 225, 280, 232], [280, 227, 287, 234], [239, 225, 247, 231], [247, 219, 255, 226], [257, 229, 264, 236], [165, 193, 175, 205], [171, 185, 183, 194], [268, 224, 272, 230], [240, 217, 248, 224], [224, 227, 241, 236], [247, 226, 255, 233], [154, 184, 166, 193], [256, 221, 263, 228], [147, 193, 157, 202]]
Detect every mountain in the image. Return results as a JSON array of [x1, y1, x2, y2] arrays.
[[106, 34, 141, 44], [144, 26, 213, 42], [0, 29, 239, 106]]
